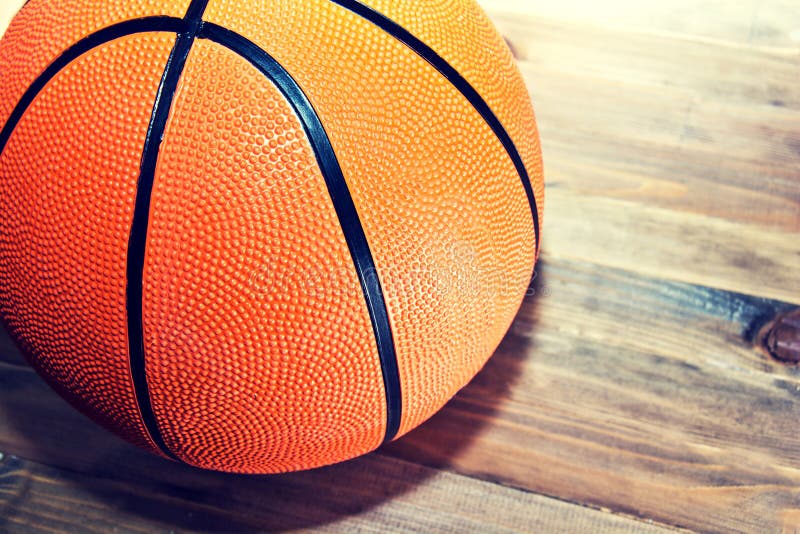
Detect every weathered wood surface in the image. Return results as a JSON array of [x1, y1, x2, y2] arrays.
[[0, 0, 799, 532], [489, 0, 800, 50], [0, 430, 674, 533], [1, 259, 797, 532], [493, 11, 800, 304], [386, 260, 800, 533], [0, 347, 674, 533]]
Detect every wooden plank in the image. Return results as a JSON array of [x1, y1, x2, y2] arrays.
[[481, 0, 800, 50], [0, 259, 797, 532], [496, 14, 800, 302], [543, 190, 799, 305], [381, 259, 800, 533], [0, 400, 674, 534]]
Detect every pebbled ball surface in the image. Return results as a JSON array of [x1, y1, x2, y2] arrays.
[[142, 39, 387, 473], [353, 0, 544, 236], [0, 0, 543, 472], [0, 33, 175, 454], [206, 0, 539, 437], [0, 0, 190, 131]]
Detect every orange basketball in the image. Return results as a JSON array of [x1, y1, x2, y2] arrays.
[[0, 0, 542, 473]]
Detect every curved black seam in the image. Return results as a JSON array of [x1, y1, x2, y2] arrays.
[[198, 23, 403, 443], [328, 0, 540, 256], [127, 0, 210, 461], [0, 17, 185, 157]]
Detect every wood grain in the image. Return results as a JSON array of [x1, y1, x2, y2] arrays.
[[384, 260, 800, 533], [0, 0, 799, 532], [483, 0, 800, 50], [1, 259, 798, 532], [495, 13, 800, 303], [0, 367, 674, 534]]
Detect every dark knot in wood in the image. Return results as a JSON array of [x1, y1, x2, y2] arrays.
[[766, 309, 800, 364]]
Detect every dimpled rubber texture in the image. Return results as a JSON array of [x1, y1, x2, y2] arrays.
[[0, 0, 190, 130], [0, 0, 543, 472], [142, 40, 387, 472], [350, 0, 544, 238], [205, 0, 540, 437], [0, 34, 176, 454]]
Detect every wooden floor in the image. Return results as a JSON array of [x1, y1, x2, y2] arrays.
[[1, 1, 799, 532]]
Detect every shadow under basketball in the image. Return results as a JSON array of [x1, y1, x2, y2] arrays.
[[0, 271, 544, 531]]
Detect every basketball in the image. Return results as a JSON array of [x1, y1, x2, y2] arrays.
[[0, 0, 543, 473]]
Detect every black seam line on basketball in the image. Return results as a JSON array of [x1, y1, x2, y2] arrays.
[[198, 23, 403, 443], [0, 17, 185, 158], [127, 0, 210, 461], [327, 0, 540, 256]]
